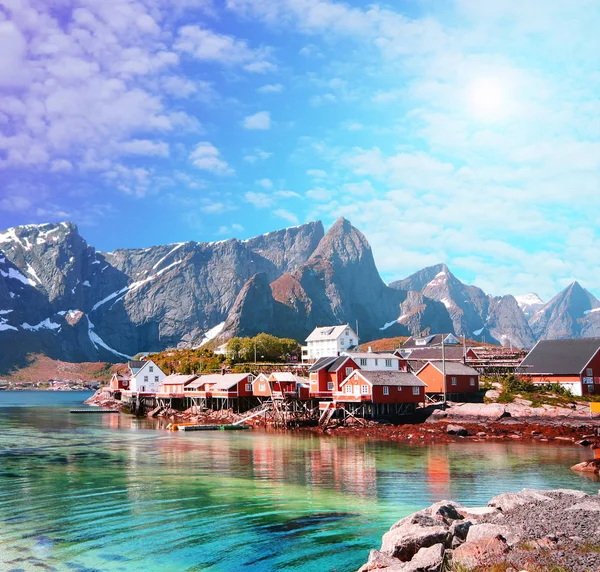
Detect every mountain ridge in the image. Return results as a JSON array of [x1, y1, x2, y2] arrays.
[[1, 218, 598, 369]]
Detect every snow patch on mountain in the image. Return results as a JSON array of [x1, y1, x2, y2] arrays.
[[0, 267, 36, 286], [515, 293, 544, 309], [198, 321, 226, 346], [21, 318, 61, 331]]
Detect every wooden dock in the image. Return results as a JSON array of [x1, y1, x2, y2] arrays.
[[169, 423, 250, 432], [70, 409, 120, 414]]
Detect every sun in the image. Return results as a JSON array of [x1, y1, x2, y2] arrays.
[[467, 77, 508, 121]]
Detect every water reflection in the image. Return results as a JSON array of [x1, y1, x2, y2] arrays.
[[0, 397, 598, 572]]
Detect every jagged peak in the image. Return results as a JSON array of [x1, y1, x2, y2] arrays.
[[0, 221, 78, 250]]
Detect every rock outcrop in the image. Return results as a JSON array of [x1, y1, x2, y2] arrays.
[[359, 489, 600, 572]]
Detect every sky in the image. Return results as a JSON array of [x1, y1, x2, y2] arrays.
[[0, 0, 599, 301]]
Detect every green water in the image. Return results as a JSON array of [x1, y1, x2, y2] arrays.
[[0, 392, 598, 571]]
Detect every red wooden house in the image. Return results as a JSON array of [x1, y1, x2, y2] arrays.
[[519, 338, 600, 397], [109, 372, 130, 391], [336, 370, 426, 404], [157, 374, 198, 398], [308, 356, 360, 399], [395, 346, 479, 373], [251, 373, 271, 399], [416, 361, 480, 394]]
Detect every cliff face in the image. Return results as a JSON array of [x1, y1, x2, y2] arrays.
[[1, 218, 598, 370]]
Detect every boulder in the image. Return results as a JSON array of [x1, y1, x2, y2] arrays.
[[403, 543, 445, 572], [487, 488, 553, 511], [466, 523, 521, 546], [452, 536, 510, 569], [446, 424, 468, 436], [381, 514, 451, 561], [570, 459, 600, 475], [357, 549, 401, 571]]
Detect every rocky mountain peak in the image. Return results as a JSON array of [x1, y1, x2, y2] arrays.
[[310, 217, 371, 266]]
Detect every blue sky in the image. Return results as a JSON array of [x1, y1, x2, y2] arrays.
[[0, 0, 599, 300]]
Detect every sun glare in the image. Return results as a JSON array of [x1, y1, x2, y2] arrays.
[[467, 77, 508, 121]]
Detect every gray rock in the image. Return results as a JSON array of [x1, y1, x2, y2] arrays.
[[446, 424, 469, 436], [488, 488, 553, 511], [403, 543, 445, 572], [382, 515, 451, 561], [357, 549, 401, 571], [466, 523, 521, 546]]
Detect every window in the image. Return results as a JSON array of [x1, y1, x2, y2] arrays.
[[586, 368, 593, 376], [383, 386, 389, 395], [412, 387, 420, 395], [327, 382, 334, 390], [259, 383, 266, 391], [141, 386, 145, 392], [589, 386, 595, 394], [245, 384, 252, 391], [397, 386, 402, 391], [469, 377, 476, 386], [144, 376, 148, 382], [349, 339, 354, 345], [345, 385, 352, 394], [360, 358, 367, 366], [451, 377, 457, 386], [385, 359, 392, 367], [374, 359, 378, 366], [154, 376, 159, 383], [361, 385, 368, 394], [149, 366, 154, 372], [345, 366, 353, 376]]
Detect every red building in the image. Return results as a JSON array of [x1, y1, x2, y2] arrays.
[[308, 356, 360, 399], [157, 374, 198, 398], [109, 372, 130, 391], [395, 346, 479, 373], [336, 370, 426, 404], [416, 361, 480, 394], [519, 338, 600, 397]]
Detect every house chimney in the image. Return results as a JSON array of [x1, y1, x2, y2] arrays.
[[368, 346, 372, 353]]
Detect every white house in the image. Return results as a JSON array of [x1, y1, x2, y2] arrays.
[[127, 359, 166, 394], [302, 324, 358, 361], [342, 350, 400, 371]]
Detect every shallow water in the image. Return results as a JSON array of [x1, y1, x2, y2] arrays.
[[0, 391, 598, 571]]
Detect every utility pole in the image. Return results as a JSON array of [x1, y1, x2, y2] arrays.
[[254, 339, 257, 363], [442, 335, 447, 405]]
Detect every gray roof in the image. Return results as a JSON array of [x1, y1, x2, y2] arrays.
[[128, 359, 146, 372], [308, 356, 338, 372], [308, 355, 354, 372], [519, 338, 600, 375], [185, 373, 250, 390], [160, 374, 198, 385], [402, 333, 461, 348], [425, 361, 480, 376], [350, 371, 427, 387], [400, 347, 471, 361]]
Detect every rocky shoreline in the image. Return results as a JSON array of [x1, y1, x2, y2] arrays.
[[359, 488, 600, 572]]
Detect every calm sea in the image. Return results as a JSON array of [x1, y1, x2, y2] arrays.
[[0, 391, 598, 571]]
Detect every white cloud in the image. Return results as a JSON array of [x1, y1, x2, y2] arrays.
[[243, 111, 271, 130], [307, 169, 327, 178], [274, 209, 299, 224], [306, 187, 332, 202], [190, 142, 233, 175], [244, 148, 272, 163], [245, 191, 273, 208], [257, 83, 284, 93], [276, 190, 301, 198], [256, 178, 273, 189], [175, 26, 275, 72], [218, 223, 244, 235]]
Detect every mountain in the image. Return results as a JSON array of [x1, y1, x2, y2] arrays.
[[1, 218, 599, 369], [0, 220, 324, 371], [514, 293, 545, 319], [223, 218, 408, 341], [530, 281, 600, 340]]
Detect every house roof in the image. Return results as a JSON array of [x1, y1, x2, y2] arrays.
[[519, 338, 600, 376], [186, 373, 250, 390], [424, 361, 480, 376], [305, 324, 352, 342], [343, 351, 398, 360], [160, 374, 198, 386], [308, 356, 339, 372], [399, 347, 470, 361], [402, 333, 461, 348], [344, 370, 426, 387], [128, 359, 146, 372], [270, 372, 309, 383]]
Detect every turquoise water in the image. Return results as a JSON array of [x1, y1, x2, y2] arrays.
[[0, 391, 598, 572]]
